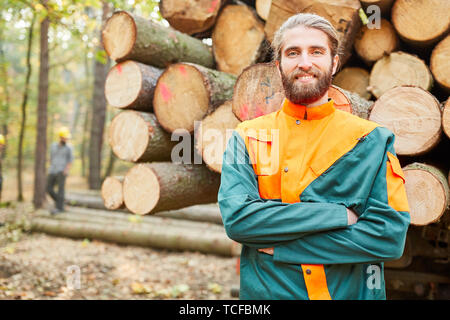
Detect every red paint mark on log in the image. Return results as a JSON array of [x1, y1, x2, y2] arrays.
[[208, 0, 220, 13], [179, 65, 187, 77], [240, 104, 249, 120], [116, 64, 122, 74], [159, 83, 172, 102]]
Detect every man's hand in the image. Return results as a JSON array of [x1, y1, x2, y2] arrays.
[[258, 247, 274, 255], [347, 208, 358, 225]]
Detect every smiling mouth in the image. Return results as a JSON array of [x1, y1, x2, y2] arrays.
[[294, 75, 316, 82]]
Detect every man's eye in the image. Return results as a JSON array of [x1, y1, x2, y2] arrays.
[[287, 51, 297, 56], [312, 50, 323, 55]]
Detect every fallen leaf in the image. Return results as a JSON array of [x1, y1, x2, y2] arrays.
[[81, 239, 90, 247], [208, 282, 222, 294], [4, 247, 15, 254], [44, 291, 56, 297], [130, 282, 151, 295]]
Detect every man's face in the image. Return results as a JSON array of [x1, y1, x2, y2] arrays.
[[279, 26, 339, 105], [60, 137, 67, 145]]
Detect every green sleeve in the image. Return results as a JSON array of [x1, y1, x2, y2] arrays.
[[273, 134, 410, 264], [218, 131, 349, 249]]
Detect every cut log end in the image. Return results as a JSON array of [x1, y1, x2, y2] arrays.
[[105, 61, 142, 108], [256, 0, 272, 20], [108, 111, 150, 162], [123, 164, 160, 215], [443, 98, 450, 139], [101, 177, 124, 210], [102, 11, 136, 61], [332, 67, 371, 100], [404, 163, 450, 226], [369, 86, 442, 156], [431, 35, 450, 92]]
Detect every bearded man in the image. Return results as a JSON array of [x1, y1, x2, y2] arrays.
[[218, 13, 410, 300]]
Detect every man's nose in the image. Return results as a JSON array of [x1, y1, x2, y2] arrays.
[[297, 53, 313, 70]]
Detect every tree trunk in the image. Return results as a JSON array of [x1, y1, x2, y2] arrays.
[[195, 101, 241, 173], [443, 98, 450, 139], [31, 214, 240, 257], [212, 4, 267, 76], [354, 19, 398, 65], [403, 162, 449, 226], [430, 35, 450, 92], [368, 52, 433, 99], [17, 14, 35, 202], [369, 86, 442, 156], [89, 1, 111, 190], [232, 62, 373, 121], [256, 0, 272, 20], [65, 191, 224, 224], [391, 0, 450, 47], [101, 11, 214, 68], [159, 0, 224, 35], [104, 60, 163, 111], [33, 1, 49, 209], [360, 0, 394, 16], [332, 67, 371, 100], [153, 63, 236, 133], [108, 111, 176, 162], [264, 0, 361, 65], [123, 162, 221, 215], [101, 176, 124, 210]]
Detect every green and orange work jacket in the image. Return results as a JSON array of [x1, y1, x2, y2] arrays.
[[218, 97, 410, 300]]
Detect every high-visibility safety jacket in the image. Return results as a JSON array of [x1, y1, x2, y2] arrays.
[[218, 97, 410, 300]]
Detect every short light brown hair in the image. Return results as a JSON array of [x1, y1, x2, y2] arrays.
[[272, 13, 340, 63]]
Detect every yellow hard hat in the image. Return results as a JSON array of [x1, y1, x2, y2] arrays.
[[58, 127, 71, 139], [0, 134, 4, 145]]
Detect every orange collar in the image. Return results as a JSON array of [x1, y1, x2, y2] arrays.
[[282, 98, 335, 120]]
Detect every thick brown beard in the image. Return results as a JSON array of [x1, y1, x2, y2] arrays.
[[281, 64, 333, 105]]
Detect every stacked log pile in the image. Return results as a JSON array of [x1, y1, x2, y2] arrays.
[[55, 1, 450, 274]]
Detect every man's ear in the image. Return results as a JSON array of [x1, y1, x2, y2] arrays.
[[332, 55, 339, 75]]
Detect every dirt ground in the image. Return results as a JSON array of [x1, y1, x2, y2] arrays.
[[0, 203, 240, 300]]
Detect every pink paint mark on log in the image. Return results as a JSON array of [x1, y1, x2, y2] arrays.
[[208, 0, 220, 13], [179, 65, 187, 77], [159, 83, 172, 102], [240, 103, 249, 120], [116, 64, 122, 74]]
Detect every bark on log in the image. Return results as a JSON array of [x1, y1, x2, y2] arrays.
[[232, 62, 373, 121], [368, 51, 433, 99], [101, 176, 124, 210], [391, 0, 450, 47], [264, 0, 362, 65], [159, 0, 223, 35], [104, 60, 162, 111], [359, 0, 394, 16], [256, 0, 272, 20], [332, 67, 371, 100], [153, 63, 236, 133], [403, 162, 450, 226], [212, 4, 267, 76], [108, 111, 176, 162], [369, 86, 442, 156], [65, 192, 224, 225], [443, 98, 450, 139], [195, 101, 241, 173], [123, 162, 221, 215], [31, 216, 240, 257], [354, 19, 399, 65], [101, 11, 214, 68], [430, 35, 450, 92]]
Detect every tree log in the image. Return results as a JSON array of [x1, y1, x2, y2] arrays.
[[212, 4, 267, 76], [101, 11, 214, 68], [108, 111, 176, 162], [369, 86, 442, 156], [65, 192, 224, 224], [123, 162, 221, 215], [232, 62, 373, 121], [256, 0, 272, 20], [104, 60, 162, 111], [159, 0, 223, 35], [391, 0, 450, 47], [153, 63, 236, 133], [430, 35, 450, 92], [443, 98, 450, 139], [101, 176, 124, 210], [403, 163, 450, 226], [195, 101, 241, 173], [368, 51, 433, 99], [359, 0, 394, 16], [264, 0, 361, 65], [354, 19, 399, 65], [332, 67, 371, 100], [31, 216, 240, 257]]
